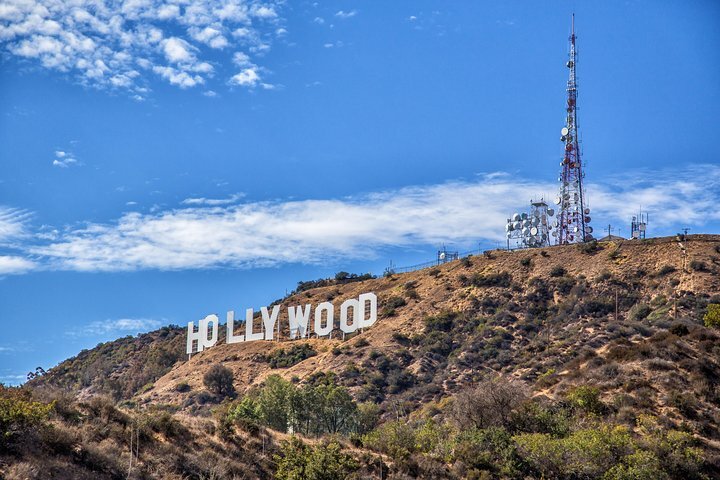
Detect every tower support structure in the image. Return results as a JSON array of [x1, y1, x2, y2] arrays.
[[554, 14, 593, 244]]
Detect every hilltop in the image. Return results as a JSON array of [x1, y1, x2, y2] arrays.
[[5, 234, 720, 479]]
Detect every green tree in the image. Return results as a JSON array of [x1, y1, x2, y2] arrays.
[[274, 437, 357, 480], [203, 364, 235, 396], [258, 375, 293, 432], [703, 303, 720, 328], [305, 441, 359, 480], [316, 382, 356, 434], [275, 436, 310, 480], [227, 396, 260, 423]]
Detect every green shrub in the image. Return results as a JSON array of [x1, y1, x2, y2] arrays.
[[424, 311, 456, 332], [704, 304, 720, 328], [0, 388, 54, 447], [549, 266, 567, 277], [174, 381, 191, 393], [629, 304, 652, 321], [263, 344, 317, 368], [275, 437, 358, 480], [567, 386, 606, 416], [472, 271, 512, 288], [657, 265, 676, 276], [203, 364, 235, 397], [577, 240, 600, 254], [668, 323, 689, 336], [520, 257, 532, 268], [689, 260, 707, 272]]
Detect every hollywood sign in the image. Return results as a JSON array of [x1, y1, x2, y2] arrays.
[[187, 292, 377, 354]]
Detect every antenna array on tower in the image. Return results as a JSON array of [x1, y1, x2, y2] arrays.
[[553, 14, 593, 245]]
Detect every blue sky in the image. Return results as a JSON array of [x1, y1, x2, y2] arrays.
[[1, 1, 719, 384]]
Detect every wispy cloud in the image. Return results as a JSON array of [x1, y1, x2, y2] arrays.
[[335, 10, 358, 19], [19, 164, 720, 272], [0, 207, 30, 241], [0, 0, 284, 96], [181, 193, 245, 206], [52, 150, 79, 168], [66, 318, 163, 337]]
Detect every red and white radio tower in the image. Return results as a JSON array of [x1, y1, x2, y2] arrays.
[[554, 14, 593, 244]]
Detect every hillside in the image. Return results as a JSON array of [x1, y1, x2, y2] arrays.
[[6, 234, 720, 479]]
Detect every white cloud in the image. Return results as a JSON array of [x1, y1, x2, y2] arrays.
[[251, 5, 277, 19], [51, 149, 79, 167], [0, 0, 284, 93], [162, 37, 195, 63], [232, 51, 251, 66], [335, 10, 357, 19], [181, 193, 245, 206], [0, 207, 30, 241], [313, 17, 325, 25], [66, 318, 163, 337], [23, 164, 720, 272], [229, 66, 260, 87], [0, 256, 35, 274]]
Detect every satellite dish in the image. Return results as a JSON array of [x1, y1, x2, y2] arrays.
[[584, 208, 590, 215], [512, 213, 521, 222], [639, 224, 646, 231], [541, 216, 547, 225], [530, 227, 538, 236], [561, 127, 569, 136], [547, 208, 555, 216], [585, 216, 591, 223], [586, 226, 594, 234], [521, 213, 528, 220], [554, 197, 562, 205], [552, 231, 558, 237], [515, 221, 522, 229], [506, 224, 514, 232], [566, 60, 574, 68], [632, 231, 639, 239], [522, 227, 530, 235], [439, 252, 446, 260], [573, 226, 580, 233], [586, 234, 594, 240]]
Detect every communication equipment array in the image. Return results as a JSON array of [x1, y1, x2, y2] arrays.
[[506, 199, 555, 249], [437, 246, 459, 264], [554, 14, 593, 245], [630, 212, 648, 239]]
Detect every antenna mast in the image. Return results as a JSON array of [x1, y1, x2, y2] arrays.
[[554, 13, 593, 244]]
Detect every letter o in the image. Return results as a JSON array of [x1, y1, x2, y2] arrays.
[[314, 302, 334, 337], [340, 298, 359, 333]]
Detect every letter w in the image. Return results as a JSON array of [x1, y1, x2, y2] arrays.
[[288, 304, 311, 339]]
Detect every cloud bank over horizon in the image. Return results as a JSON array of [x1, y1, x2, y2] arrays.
[[2, 164, 719, 274]]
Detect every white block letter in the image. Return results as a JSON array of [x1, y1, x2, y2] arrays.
[[314, 302, 334, 337], [288, 304, 311, 339], [262, 305, 280, 341], [340, 298, 360, 334], [245, 308, 264, 342], [187, 314, 219, 354], [226, 310, 245, 344], [187, 320, 203, 354], [358, 292, 378, 329]]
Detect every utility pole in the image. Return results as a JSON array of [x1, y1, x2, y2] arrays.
[[614, 289, 619, 323]]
